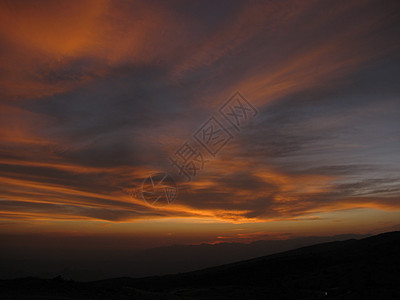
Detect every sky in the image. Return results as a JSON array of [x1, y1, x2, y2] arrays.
[[0, 0, 399, 250]]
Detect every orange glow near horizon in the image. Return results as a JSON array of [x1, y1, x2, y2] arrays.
[[0, 0, 399, 248]]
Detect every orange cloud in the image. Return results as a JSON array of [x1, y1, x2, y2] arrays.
[[0, 0, 398, 234], [0, 0, 189, 98]]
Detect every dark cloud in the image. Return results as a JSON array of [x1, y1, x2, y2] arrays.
[[0, 0, 399, 224]]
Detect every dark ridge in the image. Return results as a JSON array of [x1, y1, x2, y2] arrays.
[[1, 231, 399, 299]]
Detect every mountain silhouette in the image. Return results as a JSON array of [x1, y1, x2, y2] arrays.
[[1, 231, 399, 299], [0, 233, 368, 281]]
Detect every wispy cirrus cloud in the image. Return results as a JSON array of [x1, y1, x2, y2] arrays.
[[0, 0, 399, 230]]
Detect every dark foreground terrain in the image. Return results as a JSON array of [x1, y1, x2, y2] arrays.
[[1, 231, 399, 299]]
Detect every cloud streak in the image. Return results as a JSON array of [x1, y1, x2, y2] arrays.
[[0, 0, 399, 229]]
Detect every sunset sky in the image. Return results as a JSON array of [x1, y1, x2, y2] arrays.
[[0, 0, 399, 250]]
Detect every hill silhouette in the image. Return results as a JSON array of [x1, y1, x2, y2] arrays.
[[1, 231, 399, 299], [0, 233, 368, 280]]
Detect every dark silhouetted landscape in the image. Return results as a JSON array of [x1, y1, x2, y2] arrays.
[[0, 233, 370, 281], [1, 231, 399, 299]]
